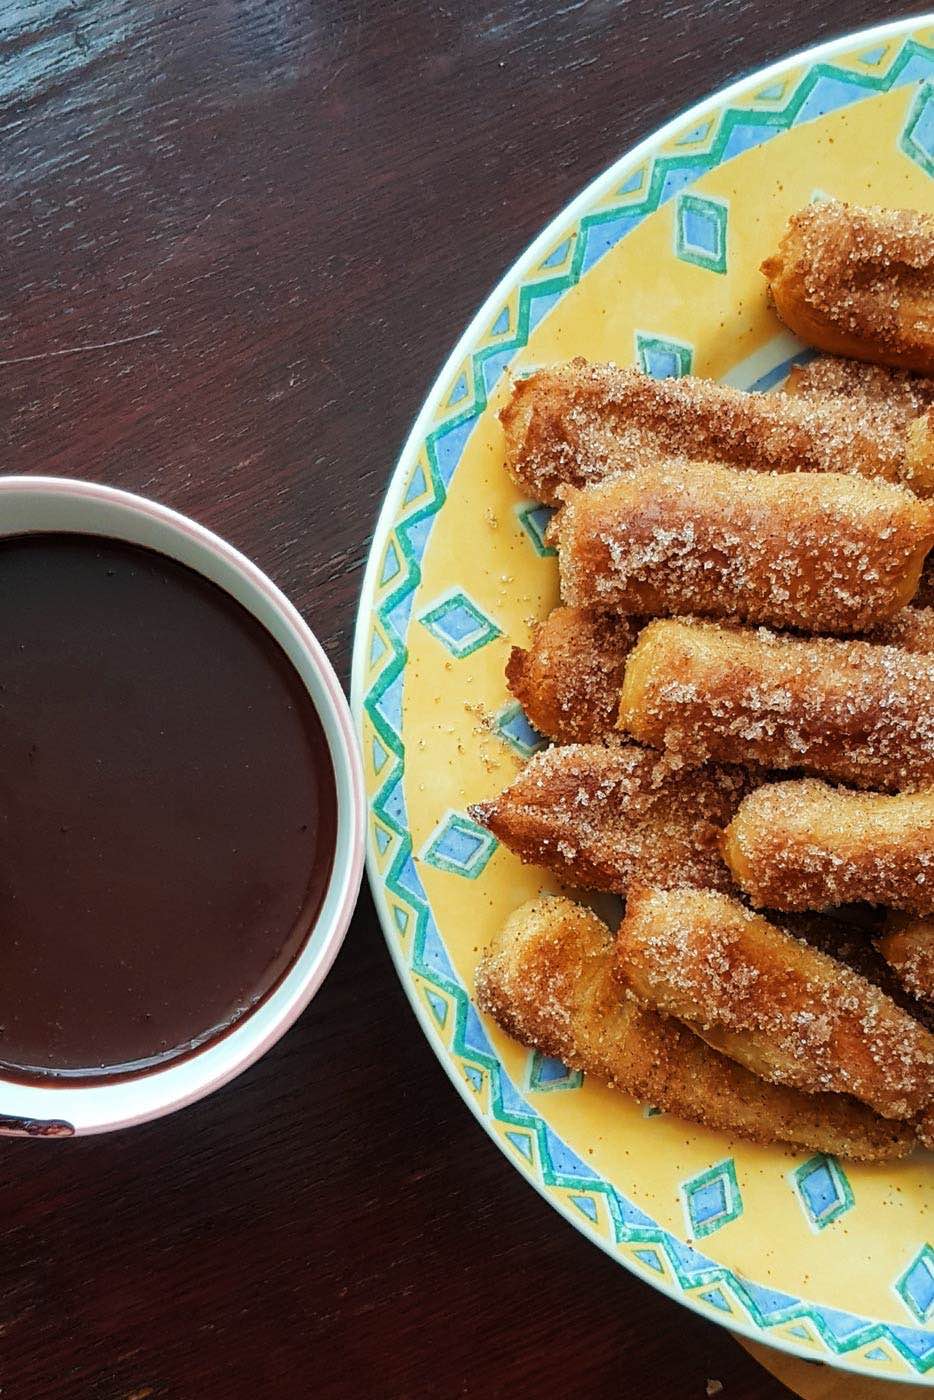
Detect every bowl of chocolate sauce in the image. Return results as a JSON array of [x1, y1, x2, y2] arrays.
[[0, 477, 364, 1135]]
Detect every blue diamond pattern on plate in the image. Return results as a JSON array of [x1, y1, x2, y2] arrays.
[[897, 1245, 934, 1325], [570, 1193, 598, 1221], [494, 702, 546, 759], [380, 538, 401, 586], [528, 1050, 583, 1092], [634, 331, 693, 379], [792, 1155, 854, 1231], [859, 44, 888, 65], [682, 1159, 743, 1239], [676, 119, 714, 146], [675, 193, 728, 273], [446, 372, 469, 407], [418, 589, 502, 659], [515, 501, 556, 557], [491, 306, 510, 335], [541, 237, 572, 269], [421, 810, 498, 879]]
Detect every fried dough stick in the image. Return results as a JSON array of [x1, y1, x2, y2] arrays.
[[552, 460, 933, 635], [785, 355, 934, 417], [500, 360, 929, 504], [868, 604, 934, 654], [616, 886, 934, 1120], [762, 201, 934, 374], [505, 606, 637, 744], [508, 604, 934, 746], [475, 895, 913, 1160], [469, 742, 748, 893], [780, 910, 934, 1031], [877, 914, 934, 1004], [618, 619, 934, 792], [723, 780, 934, 915]]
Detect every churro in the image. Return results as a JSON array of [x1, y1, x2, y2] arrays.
[[779, 909, 934, 1029], [877, 914, 934, 1004], [475, 895, 912, 1160], [868, 604, 934, 654], [505, 606, 637, 743], [763, 200, 934, 374], [723, 780, 934, 915], [786, 355, 934, 417], [469, 742, 746, 893], [500, 360, 931, 503], [617, 618, 934, 791], [552, 459, 933, 634], [616, 886, 934, 1120]]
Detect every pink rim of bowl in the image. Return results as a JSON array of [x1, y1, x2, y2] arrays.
[[0, 476, 365, 1136]]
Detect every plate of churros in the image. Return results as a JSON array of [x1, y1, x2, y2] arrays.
[[353, 17, 934, 1384]]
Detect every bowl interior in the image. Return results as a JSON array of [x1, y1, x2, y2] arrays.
[[0, 477, 363, 1133]]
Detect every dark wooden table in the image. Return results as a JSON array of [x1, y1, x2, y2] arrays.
[[0, 2, 927, 1396]]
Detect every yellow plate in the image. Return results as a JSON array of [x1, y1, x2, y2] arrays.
[[352, 18, 934, 1384]]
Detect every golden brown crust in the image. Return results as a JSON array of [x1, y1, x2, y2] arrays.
[[785, 355, 934, 416], [867, 604, 934, 654], [615, 886, 934, 1119], [778, 909, 934, 1029], [763, 200, 934, 374], [469, 742, 747, 893], [723, 780, 934, 915], [504, 606, 637, 743], [908, 411, 934, 498], [617, 618, 934, 792], [877, 914, 934, 1004], [500, 360, 923, 505], [475, 895, 913, 1160], [553, 460, 933, 635]]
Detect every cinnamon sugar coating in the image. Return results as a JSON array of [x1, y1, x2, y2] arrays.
[[723, 780, 934, 915], [877, 913, 934, 1004], [762, 200, 934, 374], [470, 742, 747, 893], [505, 606, 637, 743], [500, 360, 929, 504], [779, 909, 933, 1030], [616, 886, 934, 1120], [618, 619, 934, 792], [553, 460, 934, 634], [482, 202, 934, 1158], [475, 895, 913, 1159], [868, 604, 934, 654], [786, 355, 934, 417]]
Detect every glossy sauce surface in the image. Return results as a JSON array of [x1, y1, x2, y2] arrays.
[[0, 533, 336, 1079]]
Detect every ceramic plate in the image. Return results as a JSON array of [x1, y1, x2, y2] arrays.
[[352, 18, 934, 1383]]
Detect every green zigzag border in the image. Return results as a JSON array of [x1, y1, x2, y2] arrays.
[[360, 27, 934, 1381], [457, 36, 934, 433]]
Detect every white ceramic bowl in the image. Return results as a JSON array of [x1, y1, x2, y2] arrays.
[[0, 476, 364, 1135]]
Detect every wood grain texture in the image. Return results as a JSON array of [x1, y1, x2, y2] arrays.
[[0, 1, 926, 1395]]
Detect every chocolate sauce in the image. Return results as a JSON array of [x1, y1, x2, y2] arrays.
[[0, 533, 336, 1081]]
